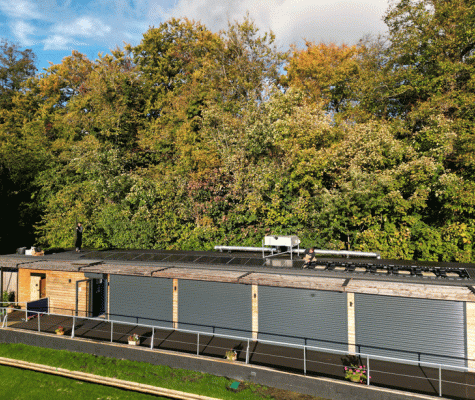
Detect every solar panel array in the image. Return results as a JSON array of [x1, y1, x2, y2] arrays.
[[84, 251, 282, 268], [82, 251, 473, 280]]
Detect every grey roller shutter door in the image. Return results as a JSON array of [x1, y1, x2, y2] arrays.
[[109, 275, 173, 328], [355, 294, 467, 368], [178, 280, 252, 338], [258, 286, 348, 352]]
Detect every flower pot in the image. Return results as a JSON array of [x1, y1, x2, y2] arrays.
[[128, 340, 139, 346], [350, 374, 361, 382], [56, 331, 64, 335]]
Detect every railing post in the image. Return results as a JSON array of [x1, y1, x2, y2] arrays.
[[246, 339, 250, 364], [110, 321, 113, 342], [439, 365, 442, 397], [150, 327, 154, 350], [25, 308, 27, 322], [367, 355, 370, 386], [2, 309, 7, 328], [71, 316, 75, 338], [304, 346, 307, 375], [38, 312, 40, 332], [197, 333, 200, 356]]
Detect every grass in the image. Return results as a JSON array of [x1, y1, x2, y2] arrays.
[[0, 364, 165, 400], [0, 343, 328, 400]]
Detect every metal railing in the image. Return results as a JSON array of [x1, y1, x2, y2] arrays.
[[1, 306, 474, 398]]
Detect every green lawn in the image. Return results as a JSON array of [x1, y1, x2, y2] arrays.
[[0, 364, 165, 400], [0, 343, 325, 400]]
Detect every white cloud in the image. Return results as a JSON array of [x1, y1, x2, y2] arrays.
[[271, 0, 387, 47], [0, 0, 43, 20], [54, 17, 112, 38], [44, 34, 79, 50], [166, 0, 388, 47], [12, 20, 36, 46]]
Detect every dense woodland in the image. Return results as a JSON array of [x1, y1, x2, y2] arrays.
[[1, 0, 474, 261]]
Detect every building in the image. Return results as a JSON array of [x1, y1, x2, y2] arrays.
[[1, 245, 474, 369]]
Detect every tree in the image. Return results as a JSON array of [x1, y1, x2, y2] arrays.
[[0, 39, 36, 120], [282, 42, 365, 113], [0, 40, 38, 252]]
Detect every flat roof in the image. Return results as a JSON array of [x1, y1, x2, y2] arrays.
[[2, 249, 475, 302]]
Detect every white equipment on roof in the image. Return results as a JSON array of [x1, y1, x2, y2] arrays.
[[262, 235, 300, 260]]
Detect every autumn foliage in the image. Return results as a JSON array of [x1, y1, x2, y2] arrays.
[[1, 1, 475, 261]]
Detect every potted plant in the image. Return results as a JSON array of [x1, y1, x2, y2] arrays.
[[344, 364, 370, 383], [55, 326, 65, 335], [128, 333, 140, 345], [225, 350, 237, 361]]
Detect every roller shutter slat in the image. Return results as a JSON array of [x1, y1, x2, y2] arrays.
[[355, 294, 466, 368], [178, 280, 252, 338], [109, 275, 173, 328], [258, 286, 348, 352]]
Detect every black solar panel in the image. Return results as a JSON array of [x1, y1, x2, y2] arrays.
[[209, 257, 233, 265], [179, 255, 202, 263], [165, 255, 187, 262], [78, 249, 474, 281], [149, 254, 172, 262], [228, 257, 251, 265], [245, 258, 266, 267], [193, 256, 214, 263], [84, 251, 105, 259], [132, 253, 155, 262]]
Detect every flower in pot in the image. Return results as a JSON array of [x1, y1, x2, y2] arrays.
[[344, 364, 370, 383], [55, 326, 65, 335], [225, 350, 237, 361], [128, 333, 140, 345]]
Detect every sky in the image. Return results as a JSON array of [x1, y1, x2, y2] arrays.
[[0, 0, 389, 73]]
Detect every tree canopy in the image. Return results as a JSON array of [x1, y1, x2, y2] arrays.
[[1, 2, 475, 262]]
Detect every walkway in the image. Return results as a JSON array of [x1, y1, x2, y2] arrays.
[[3, 310, 475, 399]]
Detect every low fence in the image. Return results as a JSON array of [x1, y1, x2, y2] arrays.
[[1, 306, 475, 398]]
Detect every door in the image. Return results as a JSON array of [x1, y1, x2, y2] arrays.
[[90, 279, 106, 317], [355, 294, 467, 368], [258, 286, 348, 351], [178, 280, 252, 337], [30, 275, 41, 301], [39, 277, 46, 298]]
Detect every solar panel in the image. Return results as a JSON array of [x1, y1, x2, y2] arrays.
[[78, 249, 473, 281], [132, 254, 155, 262], [150, 254, 172, 262], [193, 256, 214, 263], [165, 255, 187, 262], [209, 257, 233, 265], [83, 251, 105, 259], [228, 257, 251, 265], [179, 255, 202, 263], [245, 258, 266, 267]]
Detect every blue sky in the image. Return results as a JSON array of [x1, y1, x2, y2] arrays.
[[0, 0, 389, 73]]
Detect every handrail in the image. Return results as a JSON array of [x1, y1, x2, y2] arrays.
[[0, 306, 471, 375]]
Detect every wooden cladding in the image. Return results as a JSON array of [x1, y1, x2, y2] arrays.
[[18, 268, 88, 315]]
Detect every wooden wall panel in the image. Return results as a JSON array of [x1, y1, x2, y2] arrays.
[[18, 269, 87, 315], [347, 292, 356, 354], [1, 270, 17, 296], [252, 284, 258, 340]]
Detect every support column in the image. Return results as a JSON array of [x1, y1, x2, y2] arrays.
[[173, 279, 178, 330], [467, 302, 475, 369], [347, 292, 356, 354], [252, 284, 258, 340]]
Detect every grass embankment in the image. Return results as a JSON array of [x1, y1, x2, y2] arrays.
[[0, 364, 163, 400], [0, 343, 327, 400]]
